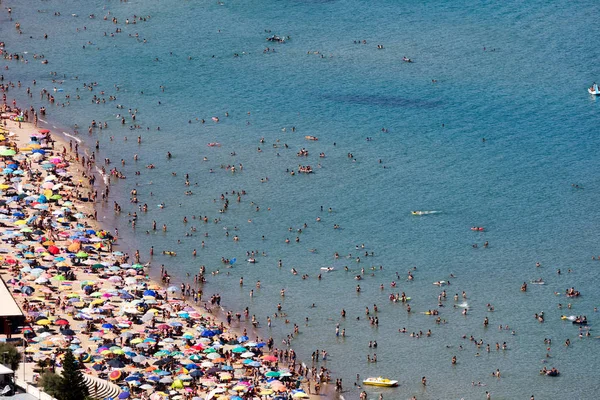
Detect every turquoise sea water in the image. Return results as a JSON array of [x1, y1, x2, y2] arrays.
[[3, 0, 600, 398]]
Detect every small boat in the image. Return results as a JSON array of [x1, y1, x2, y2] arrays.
[[589, 83, 600, 95], [362, 377, 398, 387], [411, 210, 438, 216]]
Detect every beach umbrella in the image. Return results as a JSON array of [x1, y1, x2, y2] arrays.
[[170, 379, 183, 389], [265, 371, 280, 378], [61, 329, 76, 336], [189, 369, 203, 378], [54, 319, 69, 326], [21, 286, 35, 295], [107, 359, 126, 369], [117, 392, 130, 399], [109, 370, 122, 380], [0, 149, 16, 156], [132, 355, 147, 363], [262, 355, 278, 362]]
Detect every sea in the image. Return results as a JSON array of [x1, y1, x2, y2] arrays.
[[3, 0, 600, 398]]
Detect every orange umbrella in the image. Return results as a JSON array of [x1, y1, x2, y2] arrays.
[[67, 242, 81, 252]]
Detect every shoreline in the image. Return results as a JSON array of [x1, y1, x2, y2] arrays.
[[1, 99, 338, 399]]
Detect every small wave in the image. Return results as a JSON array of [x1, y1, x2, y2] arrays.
[[61, 131, 82, 143]]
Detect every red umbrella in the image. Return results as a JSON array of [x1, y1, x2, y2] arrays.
[[109, 370, 121, 380], [47, 245, 60, 255], [55, 319, 69, 326], [38, 129, 51, 134], [157, 324, 170, 330], [261, 355, 278, 362]]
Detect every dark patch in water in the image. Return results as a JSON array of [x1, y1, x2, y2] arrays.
[[325, 94, 442, 109]]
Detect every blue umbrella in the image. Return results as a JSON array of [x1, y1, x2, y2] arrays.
[[189, 369, 203, 378], [117, 392, 130, 399], [142, 290, 157, 297], [237, 336, 249, 343], [200, 330, 216, 337], [230, 258, 236, 265], [102, 323, 114, 329], [21, 286, 34, 295]]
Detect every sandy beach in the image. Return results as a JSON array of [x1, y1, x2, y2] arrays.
[[0, 115, 334, 400]]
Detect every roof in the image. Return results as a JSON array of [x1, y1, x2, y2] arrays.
[[0, 276, 24, 317], [0, 364, 13, 376]]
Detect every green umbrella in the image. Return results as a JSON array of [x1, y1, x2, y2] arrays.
[[50, 194, 62, 200], [51, 275, 66, 281], [265, 371, 280, 377], [91, 263, 105, 269], [0, 149, 16, 156], [75, 251, 88, 258], [131, 263, 144, 269], [231, 346, 247, 353]]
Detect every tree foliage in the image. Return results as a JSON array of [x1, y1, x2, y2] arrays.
[[57, 350, 88, 400], [0, 342, 21, 372], [39, 372, 62, 398]]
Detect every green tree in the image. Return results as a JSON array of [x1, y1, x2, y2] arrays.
[[39, 372, 62, 398], [57, 350, 88, 400], [0, 342, 21, 372]]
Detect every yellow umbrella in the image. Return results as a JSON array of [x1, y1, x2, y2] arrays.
[[90, 299, 105, 305], [101, 350, 112, 356], [36, 319, 51, 326], [130, 338, 143, 344], [259, 389, 274, 396], [0, 184, 11, 190], [14, 220, 27, 225]]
